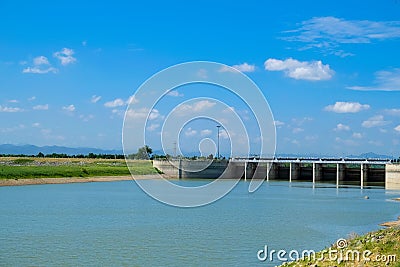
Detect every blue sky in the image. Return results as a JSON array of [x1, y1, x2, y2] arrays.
[[1, 0, 400, 156]]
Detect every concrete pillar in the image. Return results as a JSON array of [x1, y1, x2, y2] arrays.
[[289, 162, 292, 182], [244, 161, 247, 181], [336, 163, 340, 188], [361, 164, 367, 189], [313, 163, 316, 184], [266, 162, 270, 181]]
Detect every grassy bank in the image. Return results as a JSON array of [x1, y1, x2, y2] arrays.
[[280, 226, 400, 267], [0, 157, 157, 179]]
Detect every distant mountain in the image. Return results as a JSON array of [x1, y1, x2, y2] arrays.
[[346, 152, 394, 159], [0, 144, 122, 156]]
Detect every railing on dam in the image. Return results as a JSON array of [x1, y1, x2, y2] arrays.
[[230, 157, 392, 165], [230, 157, 392, 189]]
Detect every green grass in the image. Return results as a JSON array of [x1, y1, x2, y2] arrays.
[[280, 227, 400, 267], [0, 159, 158, 179]]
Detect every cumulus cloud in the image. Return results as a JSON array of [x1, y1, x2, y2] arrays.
[[292, 127, 304, 134], [167, 90, 184, 97], [54, 48, 76, 65], [91, 95, 101, 103], [146, 124, 160, 131], [219, 63, 256, 73], [201, 129, 212, 136], [175, 100, 216, 115], [264, 58, 334, 81], [127, 95, 138, 104], [22, 66, 58, 74], [324, 102, 370, 113], [348, 68, 400, 91], [384, 108, 400, 116], [361, 115, 390, 128], [126, 108, 160, 120], [33, 104, 49, 110], [62, 104, 75, 112], [334, 123, 350, 131], [185, 127, 197, 137], [104, 98, 125, 108], [352, 132, 363, 139], [22, 55, 58, 74], [0, 105, 23, 112], [274, 120, 285, 127], [33, 56, 50, 65], [395, 125, 400, 132]]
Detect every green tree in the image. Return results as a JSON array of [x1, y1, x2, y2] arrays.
[[134, 145, 153, 160]]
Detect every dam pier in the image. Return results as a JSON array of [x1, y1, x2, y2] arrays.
[[153, 157, 400, 189]]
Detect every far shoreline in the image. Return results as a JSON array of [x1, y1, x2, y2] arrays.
[[0, 174, 164, 187]]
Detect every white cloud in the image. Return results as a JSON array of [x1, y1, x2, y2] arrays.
[[201, 129, 212, 136], [8, 100, 18, 103], [167, 90, 184, 97], [0, 106, 23, 112], [292, 127, 304, 134], [32, 122, 40, 128], [282, 17, 400, 55], [127, 95, 138, 104], [33, 56, 50, 65], [362, 115, 390, 128], [22, 55, 58, 74], [146, 124, 160, 131], [126, 108, 160, 120], [104, 98, 125, 108], [28, 96, 36, 101], [352, 132, 363, 139], [291, 117, 313, 126], [348, 69, 400, 91], [79, 114, 94, 122], [219, 63, 256, 73], [197, 69, 208, 79], [394, 125, 400, 132], [219, 129, 230, 139], [62, 104, 75, 112], [54, 48, 76, 66], [91, 95, 101, 103], [334, 123, 350, 131], [264, 58, 334, 81], [274, 120, 285, 127], [324, 101, 370, 113], [33, 104, 49, 110], [384, 108, 400, 116], [175, 100, 216, 115], [22, 66, 58, 74], [185, 127, 197, 137]]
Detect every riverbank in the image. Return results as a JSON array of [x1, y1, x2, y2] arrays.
[[0, 157, 158, 179], [279, 223, 400, 266], [0, 174, 164, 187]]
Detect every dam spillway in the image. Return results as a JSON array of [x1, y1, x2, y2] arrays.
[[152, 158, 400, 189]]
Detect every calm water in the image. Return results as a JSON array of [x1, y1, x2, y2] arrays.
[[0, 180, 399, 266]]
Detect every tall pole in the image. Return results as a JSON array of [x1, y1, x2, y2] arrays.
[[216, 125, 221, 159]]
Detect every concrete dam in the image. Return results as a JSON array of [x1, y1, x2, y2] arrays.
[[153, 158, 400, 189]]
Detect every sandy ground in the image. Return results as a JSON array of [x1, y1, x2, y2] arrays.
[[0, 174, 164, 187]]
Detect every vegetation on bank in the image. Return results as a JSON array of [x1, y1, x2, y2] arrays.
[[279, 226, 400, 267], [0, 157, 158, 179]]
